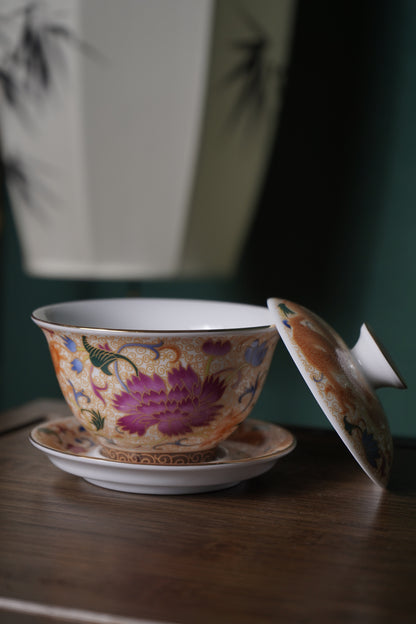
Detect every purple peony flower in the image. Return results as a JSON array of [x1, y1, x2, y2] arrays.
[[202, 339, 231, 357], [113, 364, 226, 437]]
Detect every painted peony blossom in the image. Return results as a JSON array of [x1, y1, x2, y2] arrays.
[[113, 364, 226, 437]]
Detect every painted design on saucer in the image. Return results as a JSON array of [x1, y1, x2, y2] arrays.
[[272, 300, 393, 487], [35, 418, 217, 465], [34, 421, 96, 455], [39, 328, 278, 460], [31, 417, 296, 465]]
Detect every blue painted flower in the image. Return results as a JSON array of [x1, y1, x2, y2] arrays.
[[71, 358, 83, 374], [62, 335, 77, 352], [244, 339, 268, 367]]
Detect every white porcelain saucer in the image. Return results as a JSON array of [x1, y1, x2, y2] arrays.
[[30, 417, 296, 495]]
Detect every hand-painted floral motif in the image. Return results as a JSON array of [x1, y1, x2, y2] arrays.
[[68, 379, 90, 406], [81, 408, 105, 431], [40, 325, 278, 455], [83, 335, 138, 376], [35, 422, 96, 455], [62, 336, 77, 352], [49, 341, 63, 375], [202, 340, 231, 356], [244, 339, 268, 366], [71, 358, 83, 373], [344, 416, 381, 468], [113, 364, 226, 437], [239, 373, 260, 409]]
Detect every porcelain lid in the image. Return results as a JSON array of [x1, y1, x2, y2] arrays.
[[268, 298, 406, 488]]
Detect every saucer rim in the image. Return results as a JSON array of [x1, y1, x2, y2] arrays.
[[29, 417, 297, 471]]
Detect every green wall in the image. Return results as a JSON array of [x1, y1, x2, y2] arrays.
[[1, 0, 415, 437]]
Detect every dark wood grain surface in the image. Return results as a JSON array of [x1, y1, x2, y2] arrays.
[[1, 408, 415, 624]]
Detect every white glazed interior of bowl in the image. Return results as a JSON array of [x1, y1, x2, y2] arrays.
[[32, 298, 271, 332]]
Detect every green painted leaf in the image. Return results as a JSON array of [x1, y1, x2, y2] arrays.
[[278, 303, 295, 318], [81, 408, 105, 431], [82, 336, 138, 376]]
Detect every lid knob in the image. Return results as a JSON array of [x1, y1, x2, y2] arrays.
[[350, 323, 407, 390]]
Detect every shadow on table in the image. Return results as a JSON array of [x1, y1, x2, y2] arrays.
[[387, 440, 416, 495]]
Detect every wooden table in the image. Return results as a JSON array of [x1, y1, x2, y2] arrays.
[[0, 403, 415, 624]]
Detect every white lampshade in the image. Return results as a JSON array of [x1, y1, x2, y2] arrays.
[[1, 0, 295, 279]]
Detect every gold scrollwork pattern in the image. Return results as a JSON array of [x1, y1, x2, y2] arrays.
[[99, 446, 218, 465]]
